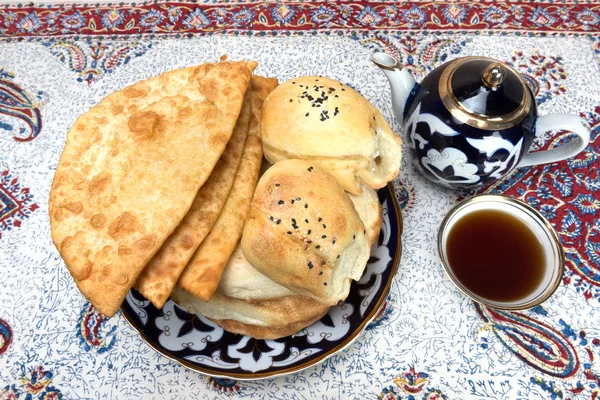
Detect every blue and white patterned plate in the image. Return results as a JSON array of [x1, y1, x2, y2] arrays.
[[121, 184, 402, 380]]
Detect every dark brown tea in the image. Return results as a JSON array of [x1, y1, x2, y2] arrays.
[[446, 209, 546, 302]]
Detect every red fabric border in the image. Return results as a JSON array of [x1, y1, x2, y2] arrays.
[[0, 2, 599, 40]]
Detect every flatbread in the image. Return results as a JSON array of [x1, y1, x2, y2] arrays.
[[177, 76, 278, 301], [49, 61, 257, 317], [134, 81, 254, 309]]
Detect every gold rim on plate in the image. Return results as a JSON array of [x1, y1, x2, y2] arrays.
[[120, 182, 403, 380]]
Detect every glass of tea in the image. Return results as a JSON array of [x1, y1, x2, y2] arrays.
[[438, 194, 564, 310]]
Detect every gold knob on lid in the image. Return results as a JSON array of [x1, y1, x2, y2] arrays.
[[481, 63, 506, 89]]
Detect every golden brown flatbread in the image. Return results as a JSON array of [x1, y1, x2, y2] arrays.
[[134, 81, 254, 309], [177, 76, 278, 301], [49, 61, 257, 317]]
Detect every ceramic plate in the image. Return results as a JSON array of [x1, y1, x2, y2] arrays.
[[121, 184, 402, 380]]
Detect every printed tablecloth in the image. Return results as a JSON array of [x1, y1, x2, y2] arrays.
[[1, 2, 599, 399]]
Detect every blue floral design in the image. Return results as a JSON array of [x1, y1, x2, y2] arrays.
[[60, 11, 85, 30], [16, 12, 41, 33], [562, 209, 582, 238], [101, 9, 124, 29], [212, 8, 228, 24], [484, 6, 508, 24], [402, 5, 425, 26], [339, 5, 353, 20], [311, 6, 335, 25], [443, 4, 467, 24], [140, 9, 165, 28], [555, 7, 570, 21], [231, 8, 254, 27], [573, 194, 598, 215], [3, 12, 18, 27], [529, 6, 557, 27], [540, 204, 556, 220], [537, 185, 553, 200], [0, 384, 22, 399], [383, 5, 398, 20], [511, 6, 525, 21], [552, 171, 574, 197], [585, 241, 600, 265], [271, 4, 296, 25], [576, 8, 599, 26], [166, 6, 182, 24], [182, 8, 210, 29], [357, 6, 383, 26]]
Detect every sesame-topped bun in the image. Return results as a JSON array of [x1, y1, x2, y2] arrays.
[[260, 76, 402, 195], [241, 159, 371, 305]]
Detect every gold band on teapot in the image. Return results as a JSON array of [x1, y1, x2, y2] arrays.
[[439, 56, 532, 131]]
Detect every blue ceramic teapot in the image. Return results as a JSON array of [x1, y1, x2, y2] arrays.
[[372, 53, 591, 190]]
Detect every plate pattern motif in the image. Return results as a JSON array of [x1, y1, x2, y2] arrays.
[[121, 188, 401, 379]]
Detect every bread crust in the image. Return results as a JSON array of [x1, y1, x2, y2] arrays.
[[49, 62, 256, 317], [261, 76, 402, 194]]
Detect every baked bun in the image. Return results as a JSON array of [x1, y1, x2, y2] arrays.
[[348, 185, 382, 247], [170, 246, 329, 339], [260, 76, 402, 195], [241, 159, 371, 305]]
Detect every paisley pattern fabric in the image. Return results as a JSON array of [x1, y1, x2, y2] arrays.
[[1, 1, 600, 398]]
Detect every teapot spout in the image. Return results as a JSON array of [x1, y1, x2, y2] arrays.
[[371, 52, 416, 124]]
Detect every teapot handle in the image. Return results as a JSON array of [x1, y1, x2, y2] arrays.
[[518, 114, 591, 168]]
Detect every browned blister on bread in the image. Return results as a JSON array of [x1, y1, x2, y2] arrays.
[[49, 61, 257, 317]]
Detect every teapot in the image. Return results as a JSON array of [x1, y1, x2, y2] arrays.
[[372, 53, 591, 189]]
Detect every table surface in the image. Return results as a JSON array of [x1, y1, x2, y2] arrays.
[[0, 1, 599, 399]]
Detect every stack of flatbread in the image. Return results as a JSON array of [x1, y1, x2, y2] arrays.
[[49, 61, 278, 317]]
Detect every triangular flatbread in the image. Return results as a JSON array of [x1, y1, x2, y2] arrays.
[[49, 61, 257, 317]]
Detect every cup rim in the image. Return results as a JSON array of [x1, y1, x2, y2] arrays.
[[437, 194, 565, 311]]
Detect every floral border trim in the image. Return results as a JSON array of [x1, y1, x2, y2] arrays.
[[0, 2, 599, 41]]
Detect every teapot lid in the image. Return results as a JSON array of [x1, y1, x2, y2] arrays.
[[439, 57, 532, 131]]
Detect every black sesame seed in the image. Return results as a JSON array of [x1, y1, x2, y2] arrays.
[[308, 166, 313, 172], [308, 261, 313, 269], [269, 216, 274, 221], [334, 107, 339, 116], [337, 255, 340, 259], [332, 238, 336, 244], [364, 230, 366, 234], [287, 231, 292, 234], [308, 229, 312, 235], [291, 199, 295, 204], [278, 200, 284, 205], [321, 235, 327, 239], [316, 245, 320, 249], [289, 99, 293, 103], [304, 203, 308, 209], [292, 218, 296, 223], [318, 217, 322, 222], [353, 235, 355, 239], [305, 219, 309, 223], [319, 271, 323, 275], [315, 79, 319, 81], [324, 282, 327, 286], [322, 224, 326, 229], [341, 88, 345, 91], [307, 240, 312, 244], [321, 261, 326, 265], [305, 113, 309, 117], [275, 183, 280, 187], [276, 219, 281, 224], [292, 81, 296, 84]]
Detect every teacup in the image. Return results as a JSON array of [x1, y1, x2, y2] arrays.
[[437, 194, 564, 310]]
